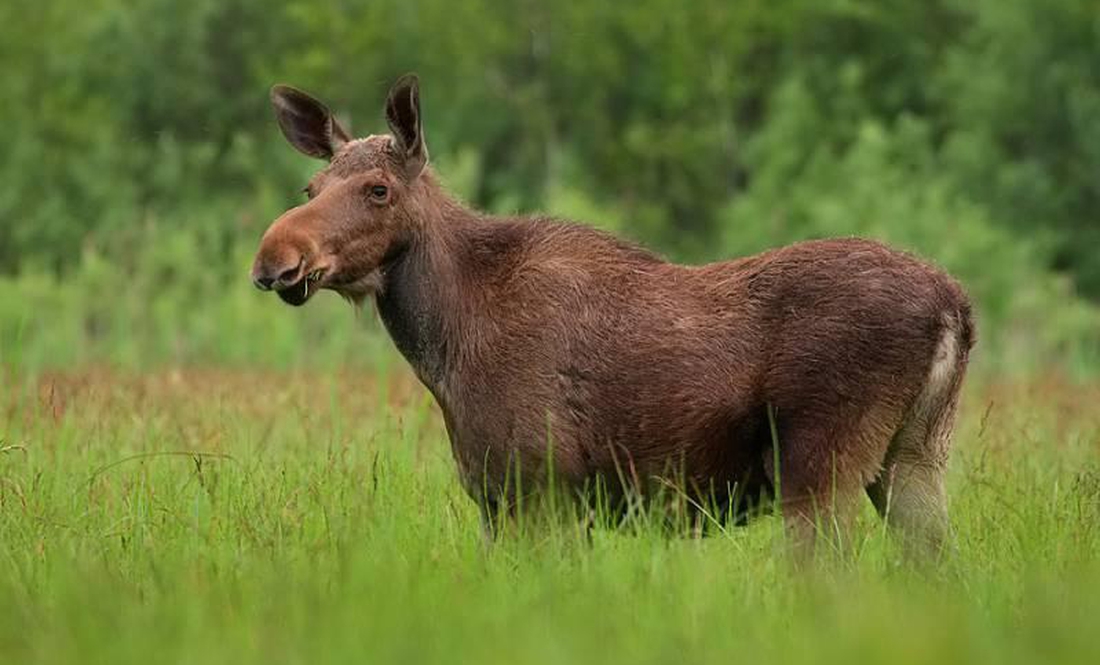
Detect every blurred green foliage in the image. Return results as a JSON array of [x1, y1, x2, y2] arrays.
[[0, 0, 1098, 372]]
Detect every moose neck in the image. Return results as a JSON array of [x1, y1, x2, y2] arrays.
[[374, 178, 479, 399]]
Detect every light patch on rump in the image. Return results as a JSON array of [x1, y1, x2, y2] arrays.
[[889, 313, 963, 471], [925, 314, 961, 397], [867, 313, 964, 465]]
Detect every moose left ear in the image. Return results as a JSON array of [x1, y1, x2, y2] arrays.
[[270, 85, 352, 161], [385, 74, 429, 179]]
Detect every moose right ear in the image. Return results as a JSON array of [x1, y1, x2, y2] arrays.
[[385, 74, 428, 179], [270, 85, 352, 160]]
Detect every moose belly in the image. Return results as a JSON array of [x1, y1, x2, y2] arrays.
[[441, 391, 775, 512]]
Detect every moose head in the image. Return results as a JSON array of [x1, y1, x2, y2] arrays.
[[251, 75, 430, 306]]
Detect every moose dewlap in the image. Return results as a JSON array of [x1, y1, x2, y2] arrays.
[[251, 75, 975, 558]]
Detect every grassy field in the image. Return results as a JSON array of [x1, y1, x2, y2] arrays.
[[1, 366, 1099, 664]]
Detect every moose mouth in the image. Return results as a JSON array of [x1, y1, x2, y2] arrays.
[[276, 269, 325, 306]]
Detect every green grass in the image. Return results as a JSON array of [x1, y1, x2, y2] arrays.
[[1, 367, 1099, 664]]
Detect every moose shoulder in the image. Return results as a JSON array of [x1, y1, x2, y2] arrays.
[[252, 75, 975, 559]]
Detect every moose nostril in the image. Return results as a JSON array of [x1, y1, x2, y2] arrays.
[[252, 256, 304, 291], [253, 274, 276, 291]]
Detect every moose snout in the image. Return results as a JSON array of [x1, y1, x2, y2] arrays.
[[251, 254, 304, 291], [252, 207, 326, 292]]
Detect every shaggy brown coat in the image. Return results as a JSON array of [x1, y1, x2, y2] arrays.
[[252, 75, 974, 557]]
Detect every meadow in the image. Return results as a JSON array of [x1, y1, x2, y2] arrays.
[[3, 1, 1100, 662], [2, 353, 1098, 664]]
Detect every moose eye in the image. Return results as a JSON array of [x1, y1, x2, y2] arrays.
[[370, 185, 388, 200]]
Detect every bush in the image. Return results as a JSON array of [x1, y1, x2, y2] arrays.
[[2, 0, 1098, 373], [721, 78, 1099, 374]]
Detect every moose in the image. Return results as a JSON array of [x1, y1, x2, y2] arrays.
[[252, 75, 974, 558]]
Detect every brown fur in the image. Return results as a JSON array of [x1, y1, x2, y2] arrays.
[[252, 76, 975, 558]]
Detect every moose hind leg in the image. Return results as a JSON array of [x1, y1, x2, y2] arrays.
[[867, 325, 963, 559], [867, 456, 949, 559], [767, 418, 882, 563]]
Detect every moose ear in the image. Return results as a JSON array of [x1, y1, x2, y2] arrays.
[[385, 74, 428, 179], [270, 85, 352, 160]]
